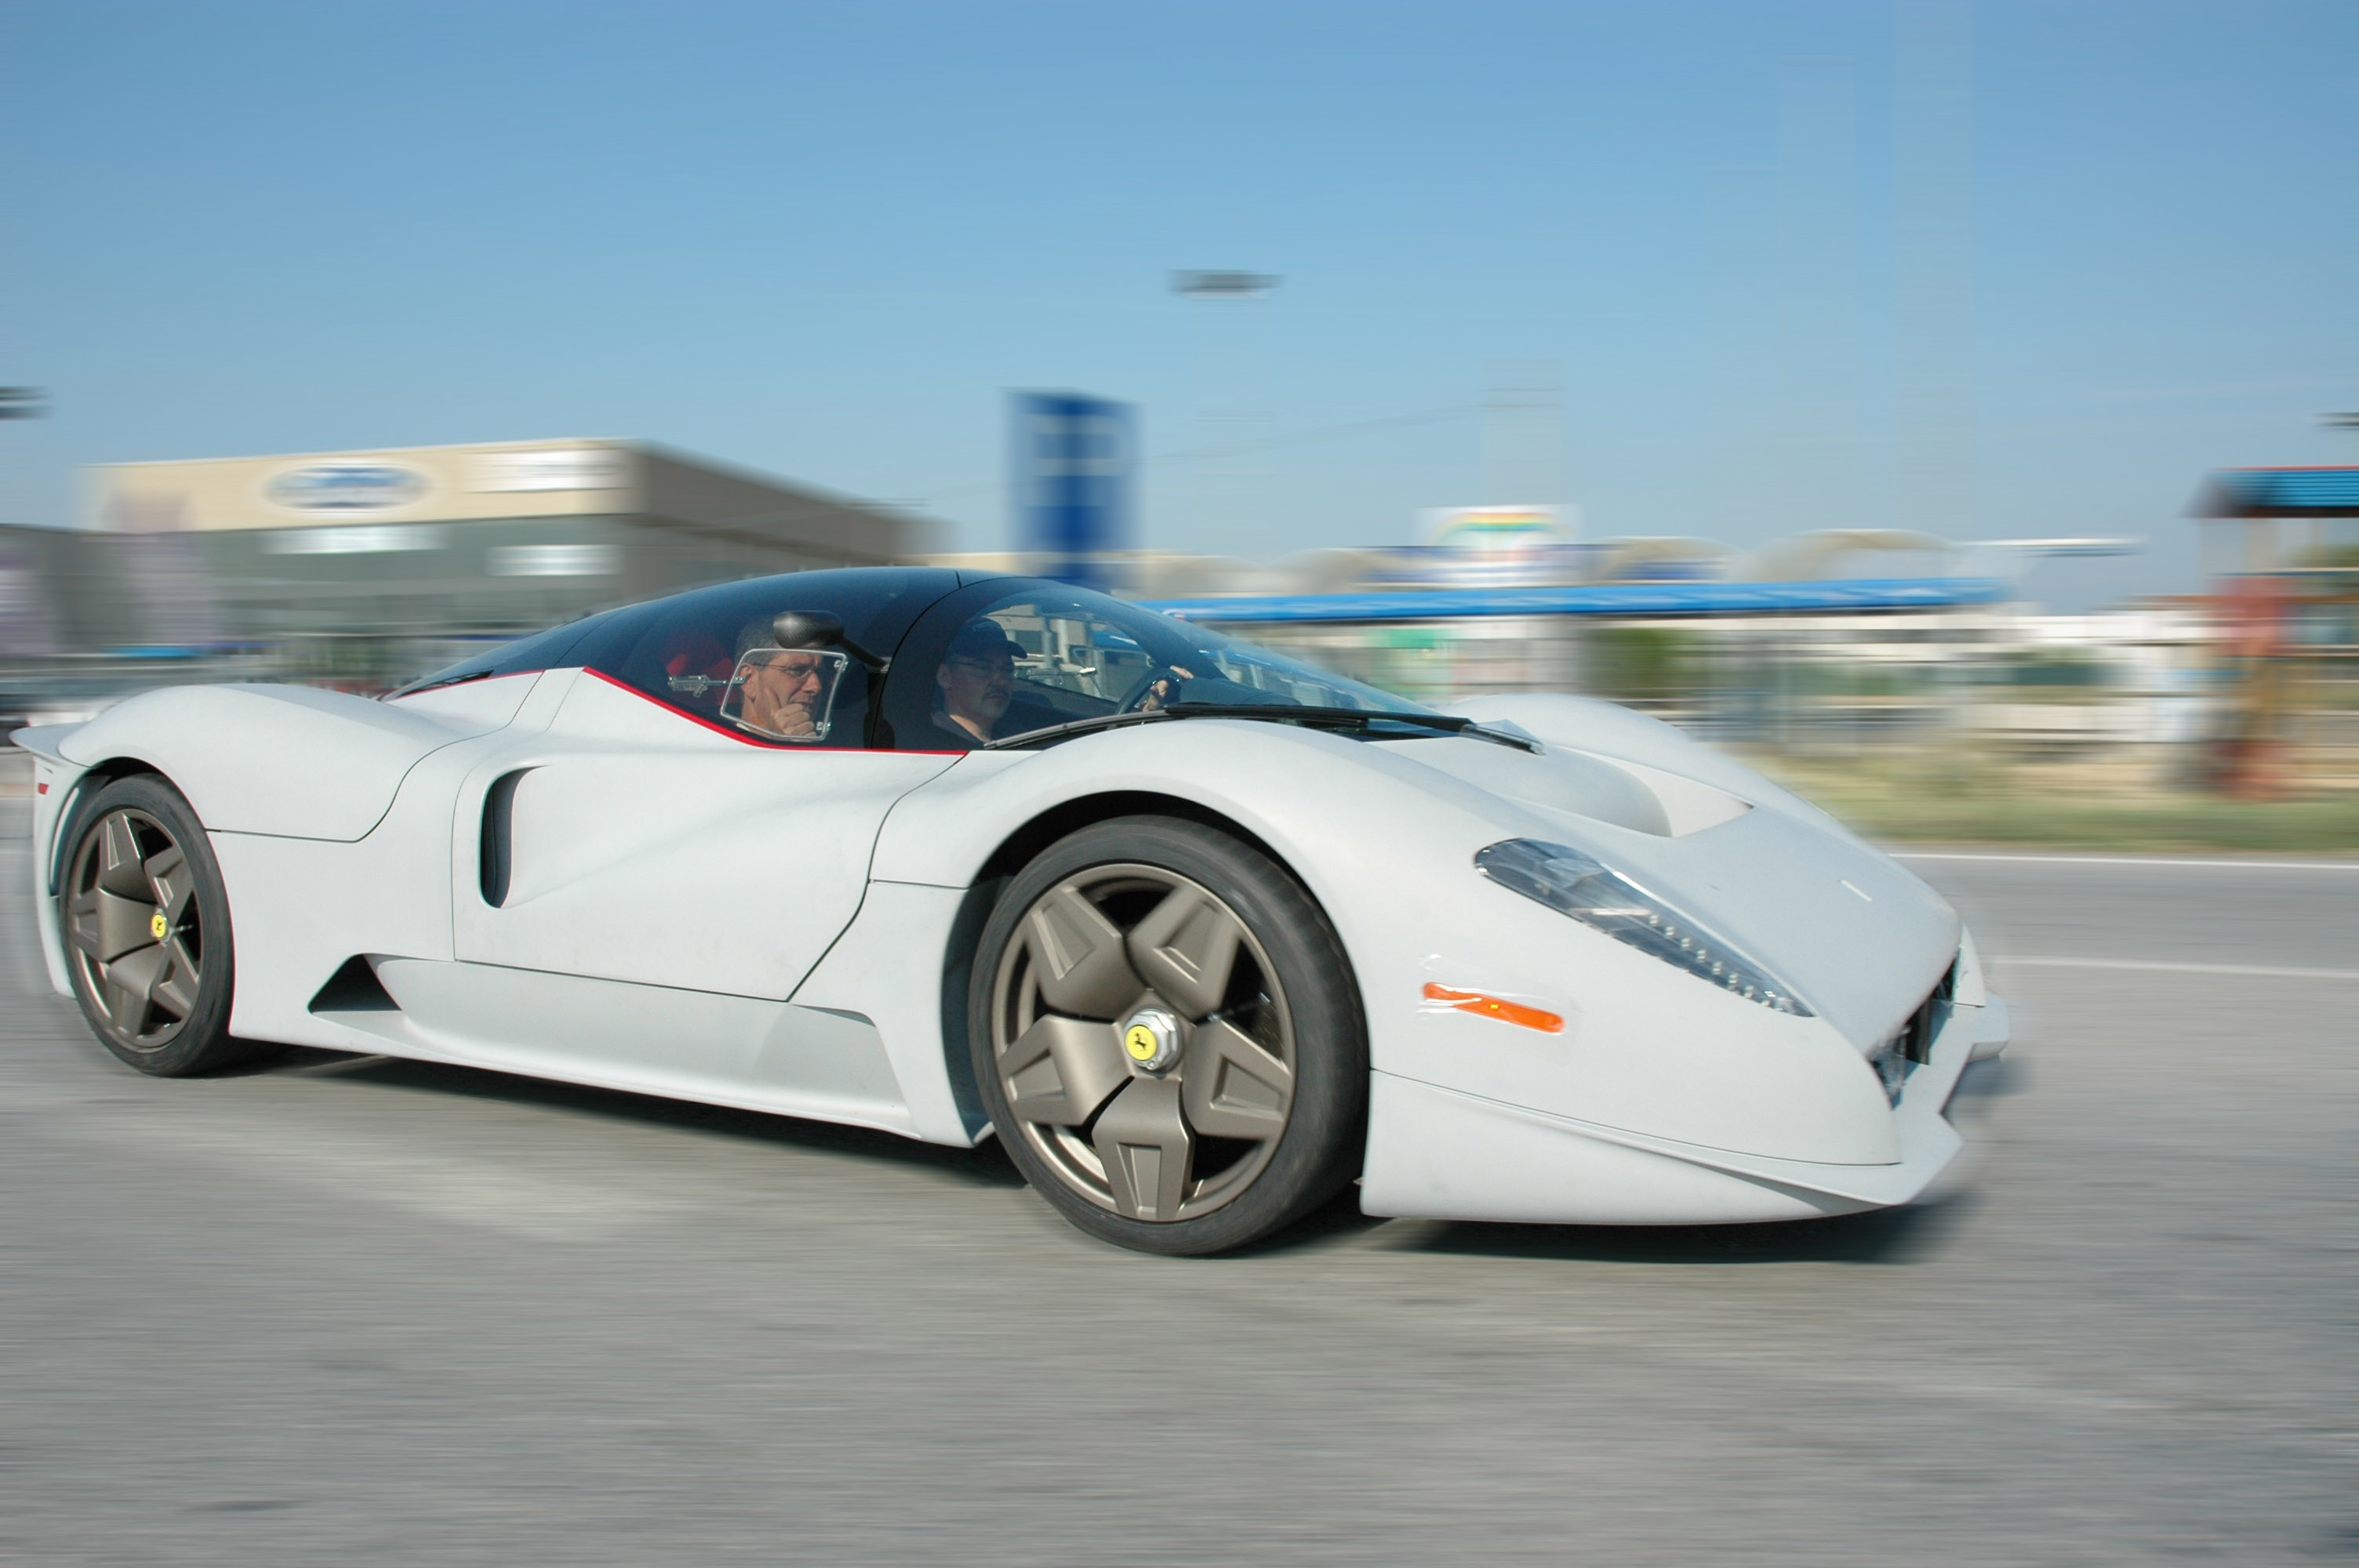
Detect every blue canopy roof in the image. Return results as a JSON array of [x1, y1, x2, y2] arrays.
[[2192, 468, 2359, 518], [1138, 576, 2011, 625]]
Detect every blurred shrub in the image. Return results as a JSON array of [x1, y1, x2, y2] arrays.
[[1587, 626, 1707, 705]]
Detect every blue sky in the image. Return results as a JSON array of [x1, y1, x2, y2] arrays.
[[2, 0, 2353, 607]]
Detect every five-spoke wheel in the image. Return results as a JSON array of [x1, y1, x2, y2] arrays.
[[971, 816, 1365, 1254], [61, 775, 249, 1075]]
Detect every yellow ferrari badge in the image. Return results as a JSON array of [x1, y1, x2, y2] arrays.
[[150, 911, 170, 942], [1124, 1024, 1159, 1062]]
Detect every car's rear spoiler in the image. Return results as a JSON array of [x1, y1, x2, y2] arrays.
[[8, 724, 83, 764]]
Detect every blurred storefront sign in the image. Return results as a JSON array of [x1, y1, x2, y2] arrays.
[[1425, 504, 1568, 548], [263, 524, 450, 555], [490, 543, 620, 578], [1422, 504, 1573, 587], [1011, 391, 1135, 591], [263, 460, 434, 517], [471, 447, 630, 493], [91, 440, 638, 533]]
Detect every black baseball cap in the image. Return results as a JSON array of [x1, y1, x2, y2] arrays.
[[947, 619, 1024, 663]]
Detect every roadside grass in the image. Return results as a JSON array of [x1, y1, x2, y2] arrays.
[[1750, 749, 2359, 855]]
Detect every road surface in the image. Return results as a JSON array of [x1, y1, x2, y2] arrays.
[[3, 795, 2351, 1564]]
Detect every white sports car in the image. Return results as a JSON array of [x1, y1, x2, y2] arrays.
[[13, 568, 2007, 1254]]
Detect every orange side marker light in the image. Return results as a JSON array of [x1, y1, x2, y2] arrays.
[[1423, 982, 1564, 1034]]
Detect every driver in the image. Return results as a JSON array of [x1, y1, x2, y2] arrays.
[[727, 617, 832, 740], [933, 619, 1023, 744], [740, 648, 829, 738]]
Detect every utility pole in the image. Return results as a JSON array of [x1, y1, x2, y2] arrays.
[[1172, 271, 1280, 558]]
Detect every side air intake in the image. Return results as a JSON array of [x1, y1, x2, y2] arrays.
[[307, 954, 399, 1014], [479, 769, 528, 907]]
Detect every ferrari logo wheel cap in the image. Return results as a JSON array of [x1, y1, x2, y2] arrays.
[[1121, 1007, 1183, 1074], [150, 910, 169, 942]]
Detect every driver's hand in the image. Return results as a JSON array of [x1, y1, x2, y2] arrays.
[[1138, 666, 1195, 713]]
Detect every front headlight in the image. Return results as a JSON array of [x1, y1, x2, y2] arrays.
[[1474, 839, 1813, 1016]]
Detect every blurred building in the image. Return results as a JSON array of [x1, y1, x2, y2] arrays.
[[0, 522, 102, 655], [2188, 466, 2359, 795], [82, 438, 932, 651], [0, 440, 939, 723]]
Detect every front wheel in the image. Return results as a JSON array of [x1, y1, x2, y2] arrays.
[[60, 775, 259, 1076], [969, 815, 1367, 1255]]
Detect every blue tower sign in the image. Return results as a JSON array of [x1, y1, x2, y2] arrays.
[[1011, 391, 1135, 590]]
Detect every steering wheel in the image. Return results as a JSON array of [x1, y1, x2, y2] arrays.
[[1119, 664, 1193, 713]]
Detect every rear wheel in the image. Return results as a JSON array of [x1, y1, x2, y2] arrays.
[[60, 775, 256, 1076], [970, 816, 1366, 1255]]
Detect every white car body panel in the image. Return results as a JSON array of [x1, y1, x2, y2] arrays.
[[14, 639, 2008, 1229], [1361, 984, 2011, 1225], [56, 681, 516, 840], [449, 671, 958, 999], [787, 878, 985, 1144], [870, 715, 1952, 1163], [330, 960, 918, 1138]]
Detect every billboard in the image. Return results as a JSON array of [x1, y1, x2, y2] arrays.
[[1421, 505, 1580, 588], [1010, 392, 1135, 590], [85, 440, 638, 533]]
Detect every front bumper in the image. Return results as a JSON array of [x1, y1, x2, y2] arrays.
[[1359, 992, 2011, 1226]]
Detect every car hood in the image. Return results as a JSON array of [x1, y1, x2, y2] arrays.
[[1390, 699, 1960, 1052]]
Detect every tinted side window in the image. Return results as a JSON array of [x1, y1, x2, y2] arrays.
[[884, 579, 1206, 750], [574, 568, 961, 748], [883, 577, 1430, 750]]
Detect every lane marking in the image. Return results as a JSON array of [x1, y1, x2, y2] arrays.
[[1896, 851, 2359, 872], [1993, 954, 2359, 982]]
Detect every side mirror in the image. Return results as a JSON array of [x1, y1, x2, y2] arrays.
[[771, 609, 889, 673]]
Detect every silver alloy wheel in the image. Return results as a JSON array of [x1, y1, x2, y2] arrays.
[[64, 807, 207, 1052], [988, 862, 1298, 1222]]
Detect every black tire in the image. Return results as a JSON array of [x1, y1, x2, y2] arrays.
[[969, 815, 1367, 1255], [59, 774, 262, 1076]]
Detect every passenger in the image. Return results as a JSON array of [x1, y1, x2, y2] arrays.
[[933, 619, 1023, 745]]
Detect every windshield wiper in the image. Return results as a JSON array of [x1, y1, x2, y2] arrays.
[[982, 703, 1539, 753]]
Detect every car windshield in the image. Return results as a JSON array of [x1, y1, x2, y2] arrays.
[[909, 583, 1435, 750]]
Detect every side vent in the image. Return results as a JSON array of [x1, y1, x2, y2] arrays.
[[480, 769, 527, 907], [308, 954, 399, 1014]]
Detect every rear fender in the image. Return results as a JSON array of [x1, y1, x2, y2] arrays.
[[11, 725, 93, 997], [56, 684, 514, 842]]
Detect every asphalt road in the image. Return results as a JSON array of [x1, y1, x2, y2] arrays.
[[3, 793, 2352, 1566]]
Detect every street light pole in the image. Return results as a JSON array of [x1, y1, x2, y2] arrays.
[[1171, 273, 1281, 558]]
